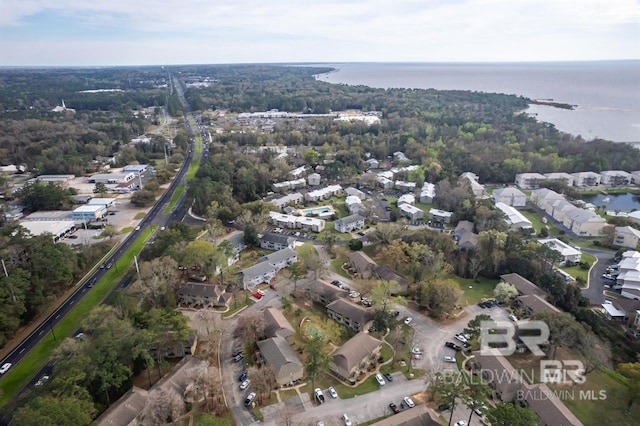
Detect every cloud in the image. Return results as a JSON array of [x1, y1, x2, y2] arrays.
[[0, 0, 638, 65]]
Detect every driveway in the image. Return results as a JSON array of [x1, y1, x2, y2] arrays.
[[582, 248, 615, 305]]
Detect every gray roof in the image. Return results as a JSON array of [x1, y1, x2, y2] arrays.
[[373, 264, 408, 289], [95, 387, 149, 425], [257, 336, 302, 378], [454, 220, 475, 234], [493, 187, 526, 198], [177, 283, 225, 299], [309, 279, 348, 303], [258, 247, 297, 264], [332, 332, 381, 375], [522, 383, 584, 426], [335, 214, 365, 227], [261, 232, 294, 246], [458, 232, 479, 249], [371, 404, 442, 426], [327, 299, 374, 326], [500, 273, 546, 298], [347, 251, 377, 272], [516, 294, 560, 314], [264, 308, 294, 339]]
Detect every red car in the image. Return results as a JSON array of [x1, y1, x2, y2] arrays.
[[252, 291, 262, 299]]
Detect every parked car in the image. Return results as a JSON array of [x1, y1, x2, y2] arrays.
[[444, 356, 456, 363], [375, 373, 386, 386], [454, 421, 468, 426], [445, 342, 462, 351], [404, 317, 413, 325], [315, 388, 325, 404], [244, 392, 256, 406], [389, 402, 400, 414], [341, 414, 352, 426], [257, 289, 265, 296], [331, 280, 341, 287], [383, 372, 394, 382], [411, 347, 423, 355], [233, 353, 244, 362], [239, 379, 251, 390], [454, 334, 467, 344], [403, 396, 415, 408], [238, 371, 247, 382], [328, 386, 338, 399], [602, 273, 616, 280], [508, 314, 518, 322]]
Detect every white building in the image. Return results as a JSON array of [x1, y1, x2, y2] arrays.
[[345, 196, 363, 214], [429, 209, 453, 224], [270, 193, 304, 210], [538, 238, 582, 265], [305, 185, 342, 202], [631, 171, 640, 185], [495, 202, 533, 230], [600, 170, 631, 186], [615, 226, 640, 249], [377, 176, 394, 189], [515, 173, 547, 190], [307, 173, 321, 186], [419, 183, 436, 203], [345, 187, 366, 200], [87, 197, 117, 208], [365, 158, 379, 169], [123, 164, 149, 175], [395, 181, 416, 193], [399, 204, 424, 220], [268, 211, 325, 232], [397, 194, 415, 206], [334, 214, 365, 233], [571, 172, 601, 187], [543, 172, 574, 187], [72, 205, 106, 221], [492, 187, 527, 207], [289, 166, 307, 179], [88, 172, 135, 185], [19, 221, 76, 243], [239, 248, 298, 289], [530, 188, 565, 213], [272, 178, 306, 192]]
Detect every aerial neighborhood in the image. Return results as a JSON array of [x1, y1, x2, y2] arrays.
[[0, 65, 639, 426]]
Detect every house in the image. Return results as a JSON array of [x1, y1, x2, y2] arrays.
[[529, 188, 565, 213], [296, 216, 326, 232], [345, 195, 364, 214], [226, 232, 248, 255], [327, 299, 374, 332], [345, 187, 367, 200], [600, 170, 631, 186], [51, 99, 75, 114], [453, 220, 475, 240], [346, 251, 377, 279], [564, 208, 606, 236], [257, 336, 303, 386], [260, 233, 295, 251], [458, 232, 479, 251], [472, 350, 523, 403], [614, 226, 640, 249], [500, 273, 547, 298], [270, 192, 304, 210], [177, 283, 231, 308], [304, 185, 342, 202], [377, 176, 394, 189], [631, 171, 640, 185], [331, 332, 382, 382], [365, 158, 379, 169], [393, 151, 409, 163], [307, 173, 321, 186], [520, 382, 584, 426], [399, 204, 424, 220], [263, 308, 295, 342], [239, 248, 298, 289], [602, 298, 640, 321], [515, 173, 547, 190], [269, 211, 326, 232], [515, 294, 561, 316], [460, 172, 486, 198], [571, 171, 601, 187], [492, 187, 527, 207], [419, 183, 436, 203], [36, 174, 76, 185], [306, 279, 348, 306], [289, 165, 307, 179], [395, 181, 416, 193], [371, 404, 443, 426], [72, 204, 106, 221], [429, 208, 452, 224], [96, 356, 209, 426], [543, 172, 574, 187], [397, 194, 415, 206], [495, 202, 533, 230], [537, 238, 582, 265], [373, 264, 408, 293], [334, 214, 365, 233]]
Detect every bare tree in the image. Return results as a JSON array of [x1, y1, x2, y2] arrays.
[[237, 311, 265, 348], [142, 388, 185, 425]]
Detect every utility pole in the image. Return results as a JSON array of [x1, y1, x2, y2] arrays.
[[1, 259, 16, 303]]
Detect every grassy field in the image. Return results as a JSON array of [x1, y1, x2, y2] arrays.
[[163, 184, 185, 214], [331, 256, 352, 279], [561, 252, 596, 282], [134, 212, 146, 220], [334, 375, 381, 398], [519, 209, 559, 236], [453, 276, 498, 306], [0, 226, 156, 406]]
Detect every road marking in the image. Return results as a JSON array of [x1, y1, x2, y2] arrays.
[[38, 330, 44, 335], [55, 314, 60, 319], [19, 348, 25, 354]]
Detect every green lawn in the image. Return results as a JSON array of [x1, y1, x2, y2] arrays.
[[134, 212, 146, 220], [162, 184, 185, 214], [222, 293, 254, 318], [0, 226, 156, 406], [519, 209, 559, 236], [453, 276, 499, 306], [278, 388, 298, 402], [120, 226, 134, 234], [333, 374, 382, 398], [331, 256, 352, 279], [560, 252, 596, 282]]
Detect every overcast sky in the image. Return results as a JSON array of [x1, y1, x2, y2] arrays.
[[0, 0, 638, 66]]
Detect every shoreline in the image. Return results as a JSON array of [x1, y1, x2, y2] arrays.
[[530, 98, 576, 110]]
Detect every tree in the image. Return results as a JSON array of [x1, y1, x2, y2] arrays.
[[493, 282, 518, 304], [130, 189, 156, 207], [11, 395, 96, 426], [379, 240, 409, 270], [469, 256, 485, 280], [128, 257, 179, 308], [369, 280, 405, 330], [321, 229, 338, 257], [93, 182, 109, 197], [301, 252, 325, 279], [477, 230, 508, 276], [143, 387, 185, 425], [237, 311, 265, 349], [17, 181, 74, 211], [531, 311, 583, 359], [101, 224, 118, 240], [486, 403, 539, 426], [428, 370, 472, 426], [464, 314, 493, 338], [286, 261, 306, 292], [618, 362, 640, 415], [303, 331, 332, 391], [420, 279, 462, 319]]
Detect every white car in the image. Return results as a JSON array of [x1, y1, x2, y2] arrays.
[[411, 347, 423, 355], [444, 356, 456, 363], [375, 373, 386, 386], [134, 225, 141, 231], [0, 363, 11, 374], [342, 414, 353, 426], [404, 317, 413, 325], [35, 375, 50, 386], [508, 314, 518, 322], [257, 289, 265, 296], [403, 396, 415, 408], [454, 334, 467, 343], [455, 421, 468, 426], [328, 386, 338, 399], [239, 379, 251, 390]]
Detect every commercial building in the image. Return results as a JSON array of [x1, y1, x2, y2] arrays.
[[72, 205, 106, 221], [19, 220, 76, 242]]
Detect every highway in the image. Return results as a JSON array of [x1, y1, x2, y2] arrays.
[[0, 74, 210, 403]]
